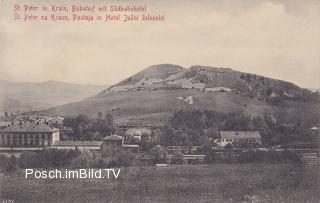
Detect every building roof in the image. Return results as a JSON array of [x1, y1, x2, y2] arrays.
[[0, 123, 59, 133], [102, 134, 123, 141], [220, 131, 261, 139], [123, 144, 139, 148]]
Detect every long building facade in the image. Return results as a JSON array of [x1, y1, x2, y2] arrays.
[[0, 123, 59, 147], [216, 131, 262, 147]]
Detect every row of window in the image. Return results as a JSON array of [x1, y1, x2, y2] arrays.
[[0, 133, 51, 147]]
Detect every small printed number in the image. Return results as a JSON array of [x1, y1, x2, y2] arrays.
[[2, 200, 15, 203]]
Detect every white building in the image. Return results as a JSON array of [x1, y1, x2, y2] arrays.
[[215, 131, 261, 147], [0, 122, 60, 148]]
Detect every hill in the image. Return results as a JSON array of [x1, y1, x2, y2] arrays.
[[0, 80, 108, 113], [37, 64, 320, 127]]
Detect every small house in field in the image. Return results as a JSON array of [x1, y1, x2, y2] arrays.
[[215, 131, 262, 147]]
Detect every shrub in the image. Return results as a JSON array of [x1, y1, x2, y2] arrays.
[[0, 154, 10, 168], [238, 150, 262, 163], [282, 150, 302, 163], [170, 151, 186, 165], [150, 145, 167, 164], [90, 157, 109, 168], [0, 154, 18, 172], [38, 149, 81, 168], [214, 151, 238, 164], [224, 143, 233, 149], [19, 151, 40, 168], [237, 150, 301, 164], [19, 149, 81, 168], [70, 156, 91, 168], [69, 149, 93, 168], [104, 150, 138, 167]]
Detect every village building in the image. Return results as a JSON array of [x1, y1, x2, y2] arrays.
[[101, 134, 139, 156], [0, 122, 60, 148], [216, 131, 262, 147], [123, 127, 152, 141]]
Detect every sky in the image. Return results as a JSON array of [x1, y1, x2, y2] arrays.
[[0, 0, 319, 88]]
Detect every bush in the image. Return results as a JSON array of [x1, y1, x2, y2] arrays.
[[282, 150, 302, 163], [19, 151, 40, 168], [0, 154, 18, 172], [0, 154, 10, 168], [104, 150, 138, 167], [70, 156, 91, 168], [19, 149, 81, 168], [214, 151, 238, 164], [224, 143, 233, 149], [90, 157, 109, 168], [237, 150, 301, 164], [170, 151, 186, 165], [69, 149, 93, 168], [70, 149, 138, 168], [150, 145, 167, 164]]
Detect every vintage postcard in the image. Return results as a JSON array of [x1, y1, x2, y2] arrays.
[[0, 0, 319, 202]]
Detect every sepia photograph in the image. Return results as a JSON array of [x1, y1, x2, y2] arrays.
[[0, 0, 319, 202]]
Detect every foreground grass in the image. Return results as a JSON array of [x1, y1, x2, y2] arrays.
[[0, 164, 319, 203]]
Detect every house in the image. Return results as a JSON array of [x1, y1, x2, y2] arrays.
[[0, 122, 60, 148], [215, 131, 261, 147], [124, 127, 152, 141], [100, 134, 139, 156]]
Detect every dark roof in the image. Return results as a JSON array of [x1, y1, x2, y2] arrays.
[[0, 123, 59, 133], [220, 131, 261, 139], [102, 134, 123, 141]]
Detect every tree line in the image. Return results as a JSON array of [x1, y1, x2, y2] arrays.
[[159, 110, 318, 147], [61, 112, 115, 141]]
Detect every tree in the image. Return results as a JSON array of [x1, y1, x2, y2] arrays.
[[266, 87, 272, 96], [170, 151, 186, 165], [105, 113, 114, 126], [224, 143, 233, 149], [150, 145, 167, 164], [63, 114, 115, 141], [3, 155, 18, 172]]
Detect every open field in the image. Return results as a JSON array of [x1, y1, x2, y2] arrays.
[[39, 89, 320, 125], [0, 164, 319, 203]]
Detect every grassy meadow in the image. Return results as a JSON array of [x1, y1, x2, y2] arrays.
[[0, 164, 319, 203]]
